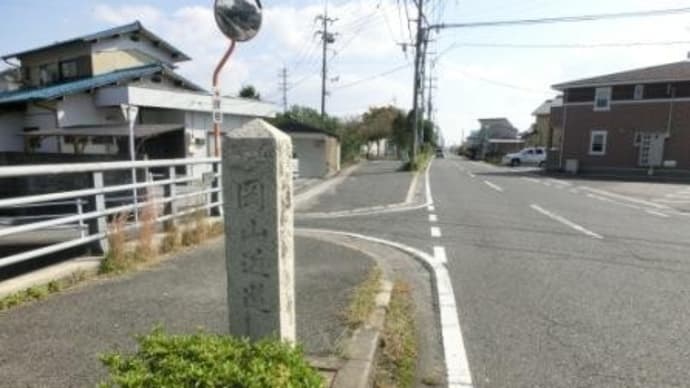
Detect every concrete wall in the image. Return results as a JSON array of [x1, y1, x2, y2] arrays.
[[562, 101, 690, 171], [290, 133, 340, 178], [0, 111, 25, 152]]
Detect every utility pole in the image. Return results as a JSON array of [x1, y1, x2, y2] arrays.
[[411, 0, 425, 158], [317, 9, 337, 118], [279, 66, 289, 112]]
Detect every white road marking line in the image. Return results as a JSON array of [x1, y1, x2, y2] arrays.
[[434, 246, 448, 264], [297, 228, 473, 387], [483, 180, 504, 192], [425, 159, 434, 206], [467, 171, 476, 178], [569, 188, 580, 194], [585, 193, 641, 210], [530, 204, 604, 239], [579, 186, 669, 210], [542, 182, 552, 187], [429, 214, 438, 222], [548, 178, 572, 187], [655, 198, 690, 204], [431, 226, 442, 237], [522, 177, 541, 183], [428, 205, 436, 212], [646, 210, 670, 218]]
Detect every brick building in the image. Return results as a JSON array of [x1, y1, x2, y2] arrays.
[[552, 61, 690, 175]]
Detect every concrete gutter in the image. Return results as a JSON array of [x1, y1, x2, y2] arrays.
[[331, 279, 393, 388]]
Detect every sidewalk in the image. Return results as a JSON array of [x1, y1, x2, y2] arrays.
[[297, 161, 414, 213], [0, 236, 374, 387]]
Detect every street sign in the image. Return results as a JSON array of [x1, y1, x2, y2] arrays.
[[212, 88, 223, 124]]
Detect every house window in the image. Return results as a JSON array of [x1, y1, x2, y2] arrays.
[[23, 127, 40, 150], [39, 63, 59, 85], [594, 87, 611, 111], [634, 132, 642, 146], [634, 85, 644, 100], [60, 60, 78, 80], [92, 136, 114, 145], [589, 130, 608, 155]]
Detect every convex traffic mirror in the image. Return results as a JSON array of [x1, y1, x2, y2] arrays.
[[214, 0, 262, 42]]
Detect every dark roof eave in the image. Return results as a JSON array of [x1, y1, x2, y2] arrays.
[[552, 77, 690, 91], [1, 21, 191, 62]]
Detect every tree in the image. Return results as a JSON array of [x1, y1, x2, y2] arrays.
[[360, 106, 400, 158], [271, 105, 340, 134], [238, 85, 261, 100]]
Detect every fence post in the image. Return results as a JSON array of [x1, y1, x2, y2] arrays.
[[76, 199, 86, 239], [165, 166, 178, 225], [89, 171, 108, 254], [212, 161, 223, 217]]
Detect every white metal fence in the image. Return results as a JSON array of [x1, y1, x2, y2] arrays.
[[0, 158, 222, 270]]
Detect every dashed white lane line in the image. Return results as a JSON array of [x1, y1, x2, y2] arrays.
[[530, 204, 604, 239], [522, 177, 541, 183], [646, 210, 671, 218], [548, 178, 572, 187], [431, 226, 442, 237], [428, 205, 436, 212], [434, 246, 448, 264], [483, 180, 504, 192], [429, 214, 438, 222]]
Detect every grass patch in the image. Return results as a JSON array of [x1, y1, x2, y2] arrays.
[[133, 198, 158, 261], [345, 267, 382, 329], [159, 223, 181, 254], [375, 281, 418, 388], [0, 270, 89, 312], [405, 145, 434, 172], [99, 328, 323, 388]]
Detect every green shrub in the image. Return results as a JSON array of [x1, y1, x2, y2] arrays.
[[99, 328, 323, 388]]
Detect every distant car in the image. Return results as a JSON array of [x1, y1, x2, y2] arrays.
[[502, 147, 546, 167], [435, 148, 445, 158]]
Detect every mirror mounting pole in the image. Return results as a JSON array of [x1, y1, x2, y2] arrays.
[[213, 40, 236, 157]]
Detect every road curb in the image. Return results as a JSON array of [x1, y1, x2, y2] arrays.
[[331, 280, 393, 388], [297, 227, 474, 388]]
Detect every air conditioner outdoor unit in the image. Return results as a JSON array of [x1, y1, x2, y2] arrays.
[[565, 159, 579, 174]]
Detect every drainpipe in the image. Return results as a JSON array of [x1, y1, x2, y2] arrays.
[[559, 100, 567, 171], [666, 86, 675, 138]]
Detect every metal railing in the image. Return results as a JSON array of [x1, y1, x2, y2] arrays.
[[0, 158, 222, 270]]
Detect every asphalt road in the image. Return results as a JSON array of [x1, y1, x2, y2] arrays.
[[298, 157, 690, 388]]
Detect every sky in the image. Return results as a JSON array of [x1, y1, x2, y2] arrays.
[[3, 0, 690, 145]]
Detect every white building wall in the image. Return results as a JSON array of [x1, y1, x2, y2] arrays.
[[25, 103, 59, 153], [58, 93, 122, 127], [0, 111, 26, 152]]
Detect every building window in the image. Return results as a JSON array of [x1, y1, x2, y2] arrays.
[[634, 85, 644, 100], [589, 130, 608, 155], [634, 132, 642, 146], [594, 87, 611, 111], [39, 63, 59, 85], [60, 60, 78, 80], [92, 136, 114, 145]]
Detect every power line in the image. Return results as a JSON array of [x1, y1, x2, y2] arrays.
[[332, 63, 411, 91], [441, 40, 690, 50], [429, 6, 690, 30]]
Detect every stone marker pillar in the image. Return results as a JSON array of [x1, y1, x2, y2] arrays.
[[222, 119, 296, 342]]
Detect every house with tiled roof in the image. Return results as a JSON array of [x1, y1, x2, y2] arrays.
[[552, 61, 690, 174], [0, 21, 275, 173]]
